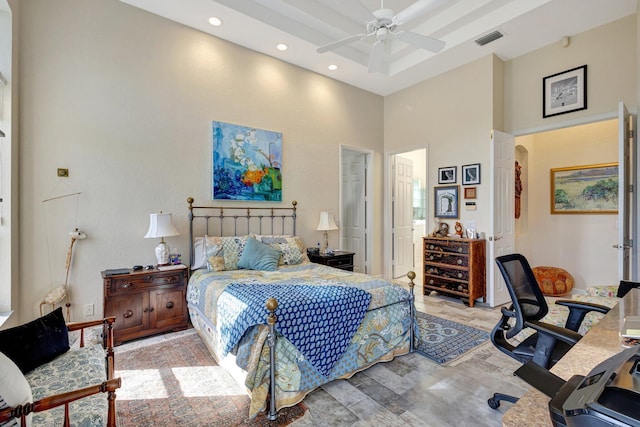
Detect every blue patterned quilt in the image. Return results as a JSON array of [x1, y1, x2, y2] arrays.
[[218, 283, 372, 376]]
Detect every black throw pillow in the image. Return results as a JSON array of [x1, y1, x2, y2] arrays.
[[0, 307, 70, 373]]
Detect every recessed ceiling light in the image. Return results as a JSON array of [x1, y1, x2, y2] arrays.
[[208, 16, 222, 26], [276, 43, 288, 51], [328, 64, 338, 71]]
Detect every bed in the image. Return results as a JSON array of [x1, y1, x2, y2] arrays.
[[185, 197, 417, 420]]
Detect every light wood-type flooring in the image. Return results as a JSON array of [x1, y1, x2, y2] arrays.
[[291, 280, 533, 427]]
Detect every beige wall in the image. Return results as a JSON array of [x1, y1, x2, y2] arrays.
[[384, 55, 497, 238], [505, 14, 637, 133], [515, 120, 618, 290], [16, 0, 384, 322]]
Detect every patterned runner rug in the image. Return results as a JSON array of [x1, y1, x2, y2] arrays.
[[114, 329, 306, 426], [414, 311, 490, 365]]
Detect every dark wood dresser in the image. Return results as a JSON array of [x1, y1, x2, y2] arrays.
[[423, 237, 486, 307], [102, 265, 188, 345]]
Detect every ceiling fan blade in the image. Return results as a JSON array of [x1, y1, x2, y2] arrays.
[[396, 30, 445, 53], [317, 33, 367, 53], [368, 40, 385, 73], [394, 0, 440, 25]]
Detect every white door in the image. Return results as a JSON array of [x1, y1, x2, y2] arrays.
[[616, 102, 633, 280], [341, 150, 367, 273], [489, 130, 515, 307], [393, 155, 414, 278]]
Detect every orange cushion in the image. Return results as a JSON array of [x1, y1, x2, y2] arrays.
[[532, 266, 574, 296]]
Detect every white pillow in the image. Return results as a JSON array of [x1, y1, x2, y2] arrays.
[[192, 237, 207, 270], [0, 351, 32, 426]]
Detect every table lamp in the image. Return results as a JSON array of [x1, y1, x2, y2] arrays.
[[144, 212, 179, 265], [316, 211, 338, 254]]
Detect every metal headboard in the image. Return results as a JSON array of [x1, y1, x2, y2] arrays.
[[186, 197, 298, 267]]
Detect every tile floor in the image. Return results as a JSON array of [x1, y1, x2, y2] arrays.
[[291, 283, 533, 427]]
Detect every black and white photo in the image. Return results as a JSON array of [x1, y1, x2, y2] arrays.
[[543, 65, 587, 118], [438, 166, 457, 184], [462, 163, 481, 185]]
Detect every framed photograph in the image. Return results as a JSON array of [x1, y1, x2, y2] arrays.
[[543, 65, 587, 118], [464, 187, 477, 199], [462, 163, 481, 185], [434, 185, 459, 219], [438, 166, 457, 184], [550, 162, 618, 214]]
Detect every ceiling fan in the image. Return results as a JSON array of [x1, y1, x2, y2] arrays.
[[317, 0, 446, 73]]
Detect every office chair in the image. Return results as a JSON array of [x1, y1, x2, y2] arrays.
[[488, 253, 611, 409], [617, 280, 640, 298]]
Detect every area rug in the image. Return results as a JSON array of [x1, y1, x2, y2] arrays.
[[114, 330, 306, 426], [414, 311, 490, 365]]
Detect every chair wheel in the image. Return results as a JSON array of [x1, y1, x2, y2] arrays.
[[488, 397, 500, 409]]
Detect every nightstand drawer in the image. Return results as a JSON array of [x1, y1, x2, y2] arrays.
[[326, 257, 352, 268], [106, 271, 185, 296]]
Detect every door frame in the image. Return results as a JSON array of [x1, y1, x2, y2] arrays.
[[384, 145, 429, 279], [339, 145, 373, 275], [512, 109, 638, 281]]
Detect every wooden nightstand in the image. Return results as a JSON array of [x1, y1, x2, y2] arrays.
[[102, 265, 189, 345], [307, 251, 355, 272]]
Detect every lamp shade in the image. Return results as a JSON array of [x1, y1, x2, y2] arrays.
[[144, 213, 180, 239], [316, 211, 338, 231]]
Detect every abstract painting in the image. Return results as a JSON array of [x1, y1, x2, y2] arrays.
[[212, 121, 282, 201]]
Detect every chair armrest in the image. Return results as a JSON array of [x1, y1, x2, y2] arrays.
[[526, 320, 582, 368], [555, 300, 610, 332], [0, 378, 121, 426], [67, 317, 116, 380], [526, 320, 582, 346]]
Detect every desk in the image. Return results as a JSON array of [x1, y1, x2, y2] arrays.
[[502, 289, 639, 427]]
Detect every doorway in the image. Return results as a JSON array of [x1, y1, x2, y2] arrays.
[[386, 148, 428, 280], [340, 146, 373, 274], [512, 117, 628, 290]]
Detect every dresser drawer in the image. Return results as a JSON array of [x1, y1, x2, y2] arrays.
[[424, 275, 469, 293], [106, 271, 185, 295], [424, 251, 469, 267], [424, 265, 469, 281]]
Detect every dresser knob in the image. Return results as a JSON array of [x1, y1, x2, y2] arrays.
[[123, 310, 133, 318], [457, 259, 463, 265], [166, 301, 174, 309]]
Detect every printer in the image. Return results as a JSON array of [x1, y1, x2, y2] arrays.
[[548, 345, 640, 426]]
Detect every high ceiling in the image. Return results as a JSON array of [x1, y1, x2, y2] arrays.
[[120, 0, 637, 96]]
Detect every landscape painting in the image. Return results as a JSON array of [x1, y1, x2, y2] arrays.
[[550, 163, 618, 214], [212, 121, 282, 201]]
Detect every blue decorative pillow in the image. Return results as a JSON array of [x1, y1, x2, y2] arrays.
[[237, 237, 281, 271], [0, 307, 69, 373]]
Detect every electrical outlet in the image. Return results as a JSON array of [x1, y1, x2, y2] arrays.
[[83, 304, 94, 317]]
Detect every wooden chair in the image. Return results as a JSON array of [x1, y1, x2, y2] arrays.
[[0, 317, 121, 427]]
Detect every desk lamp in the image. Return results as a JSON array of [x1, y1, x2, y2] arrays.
[[144, 212, 179, 265], [316, 211, 338, 255]]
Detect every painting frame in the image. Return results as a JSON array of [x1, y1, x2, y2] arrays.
[[464, 187, 477, 199], [550, 162, 618, 214], [434, 185, 459, 219], [212, 121, 283, 201], [462, 163, 481, 185], [438, 166, 457, 184], [543, 65, 587, 118]]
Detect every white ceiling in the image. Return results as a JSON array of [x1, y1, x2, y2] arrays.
[[120, 0, 637, 96]]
